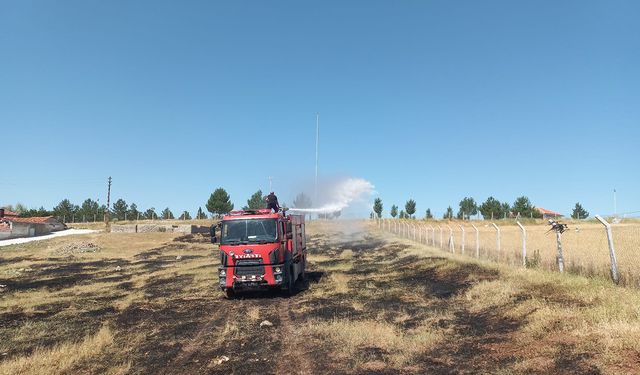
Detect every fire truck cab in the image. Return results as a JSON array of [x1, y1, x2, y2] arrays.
[[212, 209, 307, 298]]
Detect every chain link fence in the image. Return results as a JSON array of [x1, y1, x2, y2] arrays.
[[376, 218, 640, 287]]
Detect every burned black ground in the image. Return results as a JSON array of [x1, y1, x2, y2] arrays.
[[0, 224, 617, 374]]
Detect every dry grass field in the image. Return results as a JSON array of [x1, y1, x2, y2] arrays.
[[389, 219, 640, 287], [1, 221, 640, 374]]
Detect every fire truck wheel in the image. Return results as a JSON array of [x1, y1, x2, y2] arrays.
[[300, 258, 307, 281], [224, 289, 235, 299]]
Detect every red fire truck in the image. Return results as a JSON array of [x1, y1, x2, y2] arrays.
[[211, 209, 307, 298]]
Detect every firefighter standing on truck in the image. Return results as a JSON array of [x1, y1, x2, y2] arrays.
[[265, 192, 280, 212]]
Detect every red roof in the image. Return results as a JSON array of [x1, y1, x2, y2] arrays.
[[5, 216, 57, 224], [536, 207, 562, 216], [0, 209, 19, 217]]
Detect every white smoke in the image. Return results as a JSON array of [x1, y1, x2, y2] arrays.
[[289, 177, 375, 214]]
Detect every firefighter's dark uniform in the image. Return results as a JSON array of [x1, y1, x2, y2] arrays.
[[265, 193, 280, 212]]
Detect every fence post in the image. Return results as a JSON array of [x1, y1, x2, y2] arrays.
[[447, 225, 455, 252], [459, 224, 465, 255], [429, 225, 435, 246], [419, 226, 422, 243], [471, 224, 479, 258], [491, 223, 501, 255], [556, 231, 565, 273], [437, 225, 443, 249], [516, 221, 526, 267], [595, 215, 620, 284]]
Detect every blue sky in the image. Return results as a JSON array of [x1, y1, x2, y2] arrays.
[[1, 1, 638, 218]]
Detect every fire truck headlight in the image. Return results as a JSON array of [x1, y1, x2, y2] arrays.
[[275, 275, 282, 283], [273, 267, 282, 274], [219, 269, 226, 277]]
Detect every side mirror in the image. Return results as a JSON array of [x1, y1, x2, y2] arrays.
[[210, 225, 218, 244]]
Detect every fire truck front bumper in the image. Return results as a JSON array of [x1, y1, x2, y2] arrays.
[[218, 264, 285, 290]]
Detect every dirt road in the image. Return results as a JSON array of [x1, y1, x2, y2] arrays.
[[0, 229, 98, 247], [1, 221, 636, 374]]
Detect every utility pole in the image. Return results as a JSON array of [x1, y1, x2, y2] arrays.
[[614, 188, 617, 217], [105, 176, 112, 232], [315, 113, 319, 211]]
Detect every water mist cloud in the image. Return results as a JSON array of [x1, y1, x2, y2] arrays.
[[289, 177, 375, 214]]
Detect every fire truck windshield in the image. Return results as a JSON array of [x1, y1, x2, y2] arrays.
[[220, 219, 278, 244]]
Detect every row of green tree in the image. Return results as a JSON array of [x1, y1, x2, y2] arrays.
[[5, 199, 207, 222], [372, 197, 589, 220], [5, 188, 317, 223]]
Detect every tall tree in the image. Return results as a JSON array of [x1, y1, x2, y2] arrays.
[[399, 210, 406, 219], [457, 197, 478, 220], [479, 197, 502, 220], [14, 203, 27, 215], [206, 188, 234, 217], [443, 206, 454, 220], [512, 196, 539, 218], [571, 202, 589, 219], [112, 199, 128, 221], [373, 198, 383, 218], [390, 205, 398, 218], [196, 207, 208, 220], [128, 203, 141, 221], [501, 202, 512, 218], [144, 207, 157, 220], [22, 206, 53, 218], [243, 190, 266, 210], [78, 199, 99, 222], [293, 192, 312, 209], [180, 210, 192, 220], [97, 205, 107, 221], [425, 208, 433, 219], [53, 199, 79, 222], [405, 199, 416, 219], [161, 207, 174, 220]]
